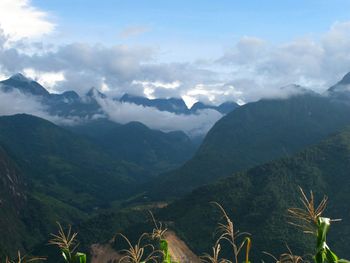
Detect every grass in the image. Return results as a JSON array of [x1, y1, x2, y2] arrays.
[[2, 187, 350, 263], [48, 223, 86, 263]]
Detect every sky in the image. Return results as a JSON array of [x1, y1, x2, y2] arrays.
[[2, 0, 350, 107]]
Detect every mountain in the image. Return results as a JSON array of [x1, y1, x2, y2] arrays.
[[0, 114, 168, 257], [327, 72, 350, 102], [161, 127, 350, 260], [0, 74, 238, 136], [120, 93, 190, 114], [0, 73, 50, 97], [120, 93, 238, 115], [190, 101, 239, 114], [0, 114, 196, 258], [148, 92, 350, 199], [0, 114, 147, 210], [68, 119, 197, 175], [0, 74, 102, 118]]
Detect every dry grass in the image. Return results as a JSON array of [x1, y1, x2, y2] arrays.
[[48, 222, 79, 253], [149, 211, 167, 241], [210, 202, 250, 263], [200, 242, 230, 263], [115, 233, 162, 263], [287, 187, 329, 234], [263, 245, 310, 263]]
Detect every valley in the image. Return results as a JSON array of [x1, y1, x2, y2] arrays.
[[1, 72, 350, 262]]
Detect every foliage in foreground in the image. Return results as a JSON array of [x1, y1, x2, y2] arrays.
[[48, 223, 86, 263], [2, 187, 350, 263]]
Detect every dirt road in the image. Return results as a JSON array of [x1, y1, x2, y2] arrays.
[[165, 231, 200, 263]]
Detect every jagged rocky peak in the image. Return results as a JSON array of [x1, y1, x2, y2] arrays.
[[0, 73, 50, 97], [9, 73, 31, 82], [86, 87, 107, 99]]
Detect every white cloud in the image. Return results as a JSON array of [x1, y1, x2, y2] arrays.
[[96, 97, 223, 137], [216, 21, 350, 102], [2, 20, 350, 109], [23, 68, 65, 93], [185, 83, 242, 105], [132, 80, 181, 99], [0, 90, 82, 125], [0, 0, 54, 40]]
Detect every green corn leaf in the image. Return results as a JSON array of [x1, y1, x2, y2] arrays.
[[75, 252, 86, 263]]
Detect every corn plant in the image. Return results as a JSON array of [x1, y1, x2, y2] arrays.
[[200, 241, 230, 263], [288, 187, 350, 263], [149, 211, 178, 263], [115, 232, 163, 263], [49, 222, 86, 263], [210, 202, 251, 263]]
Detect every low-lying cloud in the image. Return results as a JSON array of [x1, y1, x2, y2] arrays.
[[0, 88, 223, 136], [0, 90, 82, 125], [96, 97, 223, 137]]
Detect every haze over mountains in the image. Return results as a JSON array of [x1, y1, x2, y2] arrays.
[[2, 72, 350, 260], [0, 73, 238, 137], [148, 90, 350, 198]]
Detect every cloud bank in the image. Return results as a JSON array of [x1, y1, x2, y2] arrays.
[[2, 1, 350, 135], [0, 90, 81, 125], [0, 88, 223, 136], [2, 21, 350, 106], [96, 97, 223, 137]]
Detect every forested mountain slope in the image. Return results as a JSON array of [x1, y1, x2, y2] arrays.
[[149, 93, 350, 199], [162, 127, 350, 259]]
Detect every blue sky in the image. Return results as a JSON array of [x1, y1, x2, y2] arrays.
[[30, 0, 350, 60], [1, 0, 350, 106]]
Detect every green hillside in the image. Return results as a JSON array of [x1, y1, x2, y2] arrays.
[[0, 114, 148, 209], [161, 127, 350, 260], [149, 94, 350, 199], [0, 146, 28, 257], [0, 114, 153, 257], [69, 119, 196, 176]]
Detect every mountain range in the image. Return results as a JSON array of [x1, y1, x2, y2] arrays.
[[0, 113, 195, 258], [148, 90, 350, 199], [2, 72, 350, 260], [0, 73, 238, 123], [120, 93, 238, 114]]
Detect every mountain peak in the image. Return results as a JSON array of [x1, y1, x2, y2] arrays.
[[1, 73, 50, 97], [86, 87, 106, 99], [328, 71, 350, 96], [9, 73, 31, 82], [338, 72, 350, 85]]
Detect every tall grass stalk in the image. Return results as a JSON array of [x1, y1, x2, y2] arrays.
[[288, 187, 349, 263], [49, 222, 86, 263], [115, 232, 162, 263], [210, 202, 251, 263]]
